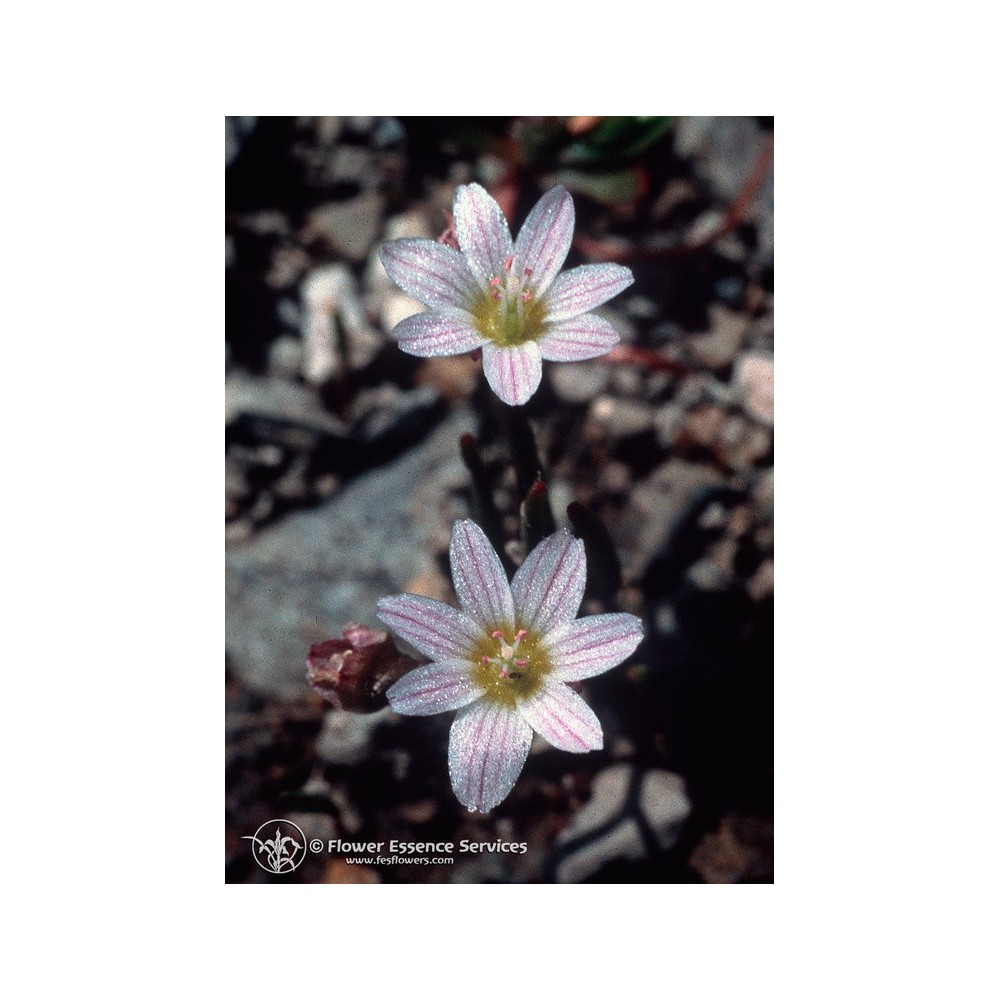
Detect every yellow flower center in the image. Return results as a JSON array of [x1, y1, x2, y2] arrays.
[[469, 256, 547, 347], [470, 625, 553, 706]]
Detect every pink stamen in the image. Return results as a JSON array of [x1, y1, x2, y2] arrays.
[[514, 630, 527, 641], [503, 255, 514, 273], [491, 630, 505, 639], [491, 288, 501, 301], [489, 276, 501, 288], [514, 658, 529, 667], [481, 655, 491, 664], [523, 267, 533, 278], [522, 291, 532, 303]]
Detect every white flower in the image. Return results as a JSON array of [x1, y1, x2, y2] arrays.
[[377, 520, 643, 812], [378, 184, 634, 406]]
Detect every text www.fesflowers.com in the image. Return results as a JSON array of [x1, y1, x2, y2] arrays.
[[346, 855, 454, 866]]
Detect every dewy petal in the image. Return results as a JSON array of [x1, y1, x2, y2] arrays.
[[512, 185, 574, 299], [379, 239, 478, 310], [391, 308, 488, 357], [453, 183, 514, 294], [376, 594, 481, 660], [481, 342, 543, 406], [517, 681, 603, 753], [537, 313, 621, 361], [449, 519, 515, 627], [448, 700, 533, 812], [386, 660, 482, 716], [546, 613, 644, 682], [543, 263, 634, 323], [510, 529, 586, 635]]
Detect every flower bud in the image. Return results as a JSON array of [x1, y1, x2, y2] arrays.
[[307, 624, 417, 713]]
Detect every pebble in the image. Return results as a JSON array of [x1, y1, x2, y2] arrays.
[[302, 192, 385, 263], [733, 352, 774, 425], [614, 459, 727, 578], [551, 765, 691, 882], [315, 707, 393, 766], [686, 304, 749, 371], [301, 265, 382, 383], [550, 361, 612, 404], [589, 396, 655, 441]]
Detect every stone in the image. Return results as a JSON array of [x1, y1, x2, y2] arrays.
[[638, 770, 691, 849], [315, 707, 394, 765], [551, 764, 691, 882], [225, 371, 347, 437], [687, 304, 749, 372], [226, 410, 475, 698], [733, 352, 774, 425], [302, 192, 385, 263], [588, 396, 655, 441], [225, 116, 257, 167], [301, 265, 383, 384], [614, 459, 727, 578], [549, 360, 612, 404]]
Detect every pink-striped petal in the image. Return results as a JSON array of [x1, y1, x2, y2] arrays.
[[517, 681, 603, 753], [448, 700, 532, 812], [453, 183, 513, 294], [512, 185, 574, 299], [379, 239, 478, 309], [376, 594, 480, 660], [547, 613, 644, 681], [537, 313, 621, 361], [449, 519, 515, 627], [391, 308, 487, 357], [386, 660, 482, 716], [510, 529, 586, 634], [543, 263, 634, 323], [481, 342, 543, 406]]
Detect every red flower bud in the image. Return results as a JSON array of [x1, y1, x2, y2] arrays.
[[306, 624, 417, 713]]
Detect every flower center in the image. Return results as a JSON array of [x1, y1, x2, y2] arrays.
[[469, 255, 547, 347], [470, 624, 552, 706]]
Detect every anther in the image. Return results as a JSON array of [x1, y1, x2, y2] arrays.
[[503, 255, 514, 273], [522, 291, 532, 303], [514, 630, 527, 641], [523, 267, 533, 278], [491, 630, 505, 639], [489, 276, 501, 288]]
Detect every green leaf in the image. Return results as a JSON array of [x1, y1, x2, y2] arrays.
[[562, 116, 675, 165], [555, 167, 644, 206]]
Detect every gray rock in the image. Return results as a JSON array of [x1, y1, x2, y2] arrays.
[[225, 370, 347, 437], [302, 193, 385, 263], [552, 764, 691, 882], [225, 116, 257, 167], [588, 396, 655, 441], [549, 360, 612, 404], [226, 410, 475, 698], [639, 770, 691, 849], [301, 265, 383, 384], [687, 304, 749, 372], [615, 460, 727, 578], [315, 707, 394, 765]]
